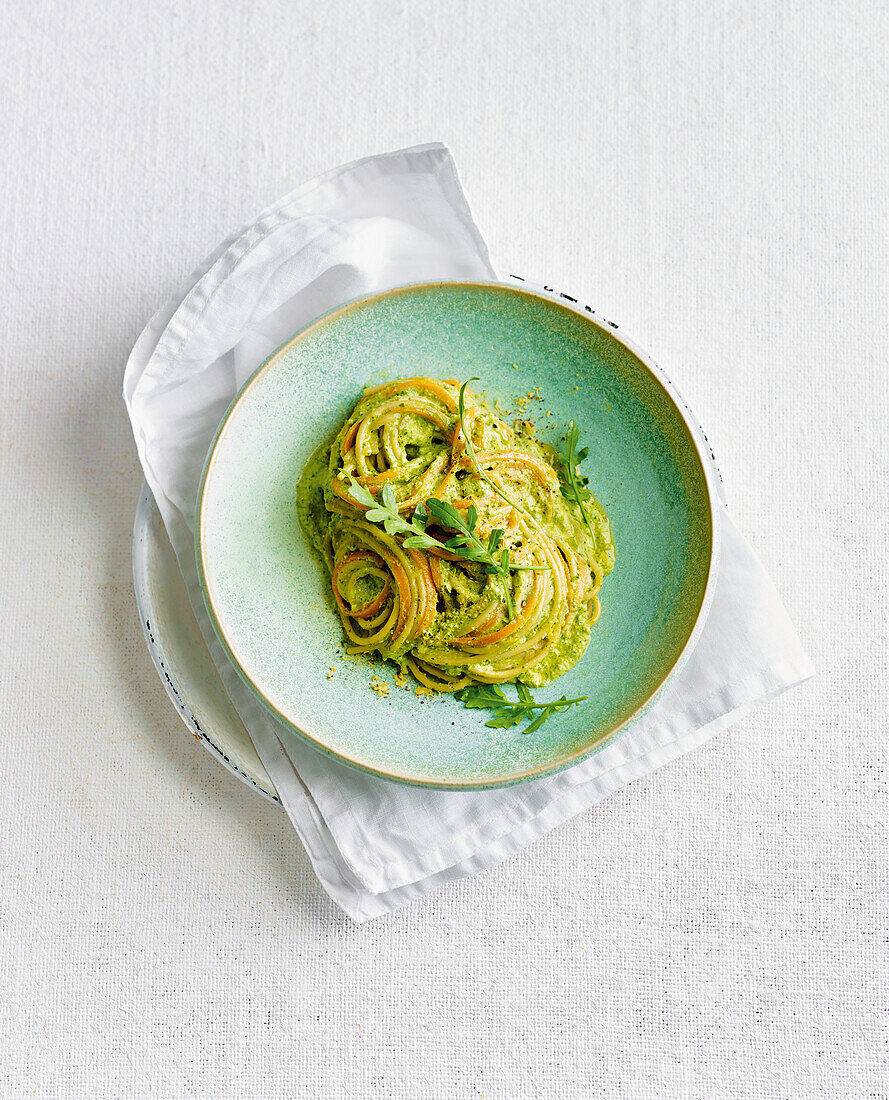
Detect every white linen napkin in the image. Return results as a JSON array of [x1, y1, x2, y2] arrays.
[[124, 142, 813, 921]]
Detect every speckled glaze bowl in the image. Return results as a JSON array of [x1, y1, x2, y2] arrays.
[[196, 280, 719, 789]]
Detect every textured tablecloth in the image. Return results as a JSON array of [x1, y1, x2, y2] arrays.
[[1, 1, 886, 1097]]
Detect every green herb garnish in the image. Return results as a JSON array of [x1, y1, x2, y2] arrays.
[[454, 682, 587, 734], [555, 420, 595, 539], [347, 480, 544, 621], [347, 480, 443, 550], [424, 497, 546, 621]]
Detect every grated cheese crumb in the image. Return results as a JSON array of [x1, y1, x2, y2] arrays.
[[369, 676, 390, 698]]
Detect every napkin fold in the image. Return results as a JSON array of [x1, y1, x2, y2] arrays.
[[124, 143, 813, 920]]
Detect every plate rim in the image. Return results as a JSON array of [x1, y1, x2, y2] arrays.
[[194, 277, 722, 790], [133, 482, 281, 804]]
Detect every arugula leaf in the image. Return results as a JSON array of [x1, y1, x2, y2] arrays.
[[424, 497, 468, 535], [425, 498, 544, 574], [347, 482, 542, 619], [425, 495, 545, 620], [484, 709, 528, 729], [425, 496, 516, 618], [453, 684, 509, 710], [346, 479, 382, 510], [453, 683, 587, 735], [555, 420, 596, 539], [522, 709, 550, 735], [347, 478, 442, 551]]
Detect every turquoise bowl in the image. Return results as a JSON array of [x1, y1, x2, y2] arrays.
[[196, 281, 718, 789]]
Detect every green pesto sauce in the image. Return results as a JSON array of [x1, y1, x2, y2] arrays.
[[296, 386, 615, 687], [296, 436, 336, 564]]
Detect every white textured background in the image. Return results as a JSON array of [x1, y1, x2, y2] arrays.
[[1, 1, 886, 1097]]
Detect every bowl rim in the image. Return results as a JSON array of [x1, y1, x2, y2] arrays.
[[195, 278, 721, 789]]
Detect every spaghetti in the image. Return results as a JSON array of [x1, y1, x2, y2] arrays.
[[297, 378, 615, 691]]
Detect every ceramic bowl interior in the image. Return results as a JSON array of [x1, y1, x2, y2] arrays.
[[196, 281, 716, 788]]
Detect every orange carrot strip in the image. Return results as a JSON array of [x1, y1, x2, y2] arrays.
[[458, 450, 557, 488], [350, 579, 390, 620], [331, 551, 391, 619], [388, 555, 412, 637], [428, 555, 444, 593], [359, 466, 404, 489], [460, 580, 543, 647], [330, 476, 366, 508], [340, 421, 360, 458], [424, 546, 463, 562], [452, 601, 504, 640], [364, 378, 457, 411], [409, 550, 437, 637]]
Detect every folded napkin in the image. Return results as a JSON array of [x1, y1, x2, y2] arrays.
[[124, 143, 813, 920]]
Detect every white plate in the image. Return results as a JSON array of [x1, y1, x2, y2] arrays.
[[132, 482, 279, 803]]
